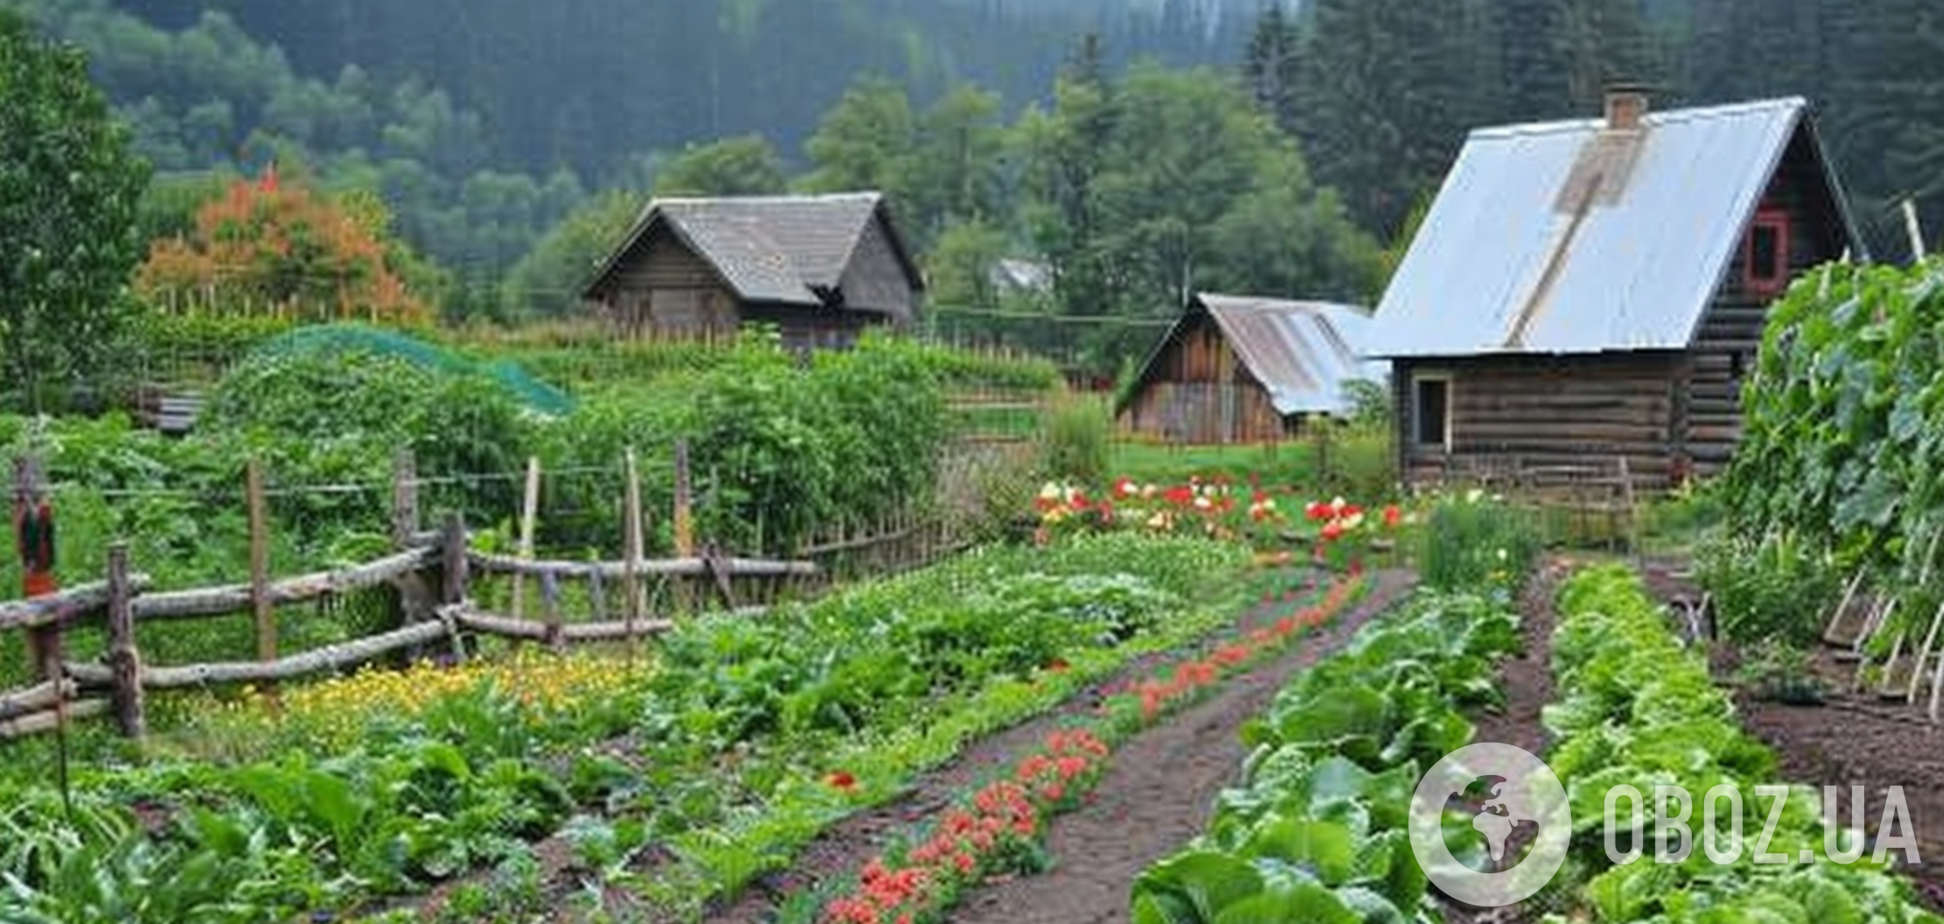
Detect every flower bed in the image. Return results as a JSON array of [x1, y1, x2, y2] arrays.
[[1032, 476, 1409, 570], [803, 572, 1370, 924]]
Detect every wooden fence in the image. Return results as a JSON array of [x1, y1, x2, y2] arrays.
[[2, 443, 970, 743]]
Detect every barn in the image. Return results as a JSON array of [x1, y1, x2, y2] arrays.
[[582, 192, 923, 350], [1366, 90, 1867, 491], [1116, 293, 1386, 444]]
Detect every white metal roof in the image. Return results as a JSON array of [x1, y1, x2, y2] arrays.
[[1368, 97, 1840, 358]]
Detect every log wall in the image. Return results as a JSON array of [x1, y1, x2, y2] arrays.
[[1397, 352, 1685, 490]]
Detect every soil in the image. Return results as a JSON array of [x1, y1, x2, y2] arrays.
[[1635, 562, 1944, 914], [1430, 560, 1568, 924], [699, 570, 1421, 924]]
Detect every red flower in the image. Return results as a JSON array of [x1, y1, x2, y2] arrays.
[[1306, 500, 1332, 521], [1113, 477, 1137, 499], [1164, 485, 1196, 507], [1383, 504, 1403, 528], [828, 770, 858, 791], [1321, 521, 1345, 542]]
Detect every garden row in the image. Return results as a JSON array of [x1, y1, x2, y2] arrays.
[[1130, 585, 1525, 921], [1540, 566, 1937, 922], [0, 532, 1267, 923]]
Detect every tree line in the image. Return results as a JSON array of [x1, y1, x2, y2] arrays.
[[7, 0, 1944, 376]]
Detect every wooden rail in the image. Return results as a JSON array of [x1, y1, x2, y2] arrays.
[[132, 548, 437, 621], [468, 550, 818, 580]]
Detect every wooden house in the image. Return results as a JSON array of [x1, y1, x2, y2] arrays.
[[582, 192, 923, 350], [1117, 294, 1386, 444], [1366, 90, 1866, 490]]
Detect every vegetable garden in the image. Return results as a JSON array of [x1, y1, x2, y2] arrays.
[[10, 274, 1944, 922]]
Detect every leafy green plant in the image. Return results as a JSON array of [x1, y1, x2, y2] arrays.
[[1693, 529, 1842, 646], [1734, 638, 1829, 705], [1541, 566, 1938, 923], [1415, 492, 1541, 594], [1133, 588, 1526, 924]]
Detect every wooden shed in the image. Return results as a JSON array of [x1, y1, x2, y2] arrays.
[[582, 192, 924, 350], [1366, 90, 1866, 490], [1117, 294, 1386, 444]]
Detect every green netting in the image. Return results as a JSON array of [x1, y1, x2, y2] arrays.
[[247, 324, 576, 417]]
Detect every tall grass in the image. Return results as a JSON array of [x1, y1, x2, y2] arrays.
[[1039, 392, 1111, 483], [1417, 495, 1542, 592]]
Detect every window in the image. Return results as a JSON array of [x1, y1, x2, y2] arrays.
[[1743, 210, 1791, 298], [1414, 376, 1451, 449]]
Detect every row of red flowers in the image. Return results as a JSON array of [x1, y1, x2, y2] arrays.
[[810, 570, 1369, 924]]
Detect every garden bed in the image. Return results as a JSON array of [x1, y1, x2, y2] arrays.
[[1637, 563, 1944, 913]]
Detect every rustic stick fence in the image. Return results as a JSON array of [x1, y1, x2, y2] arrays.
[[1, 443, 967, 743]]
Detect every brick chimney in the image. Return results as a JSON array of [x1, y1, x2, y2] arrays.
[[1605, 83, 1650, 131]]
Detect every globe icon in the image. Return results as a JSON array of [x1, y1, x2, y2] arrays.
[[1410, 743, 1572, 907], [1459, 775, 1535, 869]]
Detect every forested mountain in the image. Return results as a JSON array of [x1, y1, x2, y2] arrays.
[[10, 0, 1944, 353]]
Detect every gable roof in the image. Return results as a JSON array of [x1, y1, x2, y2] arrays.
[[1124, 294, 1389, 418], [1367, 97, 1865, 359], [582, 192, 924, 310]]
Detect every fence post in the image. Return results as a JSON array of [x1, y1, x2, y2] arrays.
[[511, 456, 541, 623], [104, 543, 144, 740], [441, 512, 469, 606], [390, 449, 419, 548], [245, 457, 278, 708], [673, 441, 693, 613], [623, 448, 643, 654]]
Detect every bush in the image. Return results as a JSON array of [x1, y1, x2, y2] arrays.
[[1693, 530, 1841, 646], [1038, 392, 1110, 483]]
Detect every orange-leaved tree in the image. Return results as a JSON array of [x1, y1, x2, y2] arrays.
[[138, 173, 432, 326]]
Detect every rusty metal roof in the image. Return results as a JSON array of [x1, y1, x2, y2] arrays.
[[583, 192, 921, 311], [1367, 97, 1862, 358], [1127, 294, 1387, 418]]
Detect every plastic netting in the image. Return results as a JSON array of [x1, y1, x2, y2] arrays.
[[246, 324, 576, 417]]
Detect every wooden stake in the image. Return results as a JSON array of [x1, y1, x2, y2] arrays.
[[623, 449, 643, 653], [1823, 568, 1867, 645], [1907, 599, 1944, 703], [246, 458, 277, 708], [673, 440, 693, 557], [390, 449, 419, 549], [1904, 199, 1927, 259], [511, 457, 541, 622], [103, 543, 144, 740]]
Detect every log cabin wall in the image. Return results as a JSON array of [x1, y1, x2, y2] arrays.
[[1396, 352, 1686, 491], [601, 223, 738, 336], [1683, 130, 1852, 478], [1121, 316, 1286, 444]]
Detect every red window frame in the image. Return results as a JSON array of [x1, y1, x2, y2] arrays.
[[1743, 209, 1791, 298]]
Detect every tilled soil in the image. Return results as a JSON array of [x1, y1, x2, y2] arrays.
[[698, 571, 1419, 924], [1637, 561, 1944, 913], [1432, 560, 1567, 924]]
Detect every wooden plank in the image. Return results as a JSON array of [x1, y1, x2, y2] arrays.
[[0, 680, 74, 721], [0, 700, 109, 741], [452, 607, 677, 642], [466, 550, 818, 579], [131, 548, 437, 620], [65, 621, 452, 690], [624, 448, 643, 647], [0, 579, 151, 632]]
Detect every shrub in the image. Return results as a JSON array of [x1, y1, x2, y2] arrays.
[[1037, 392, 1110, 483], [1693, 529, 1841, 646]]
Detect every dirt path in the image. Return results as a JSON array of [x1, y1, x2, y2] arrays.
[[942, 570, 1418, 924], [1429, 561, 1567, 924], [702, 571, 1418, 924]]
